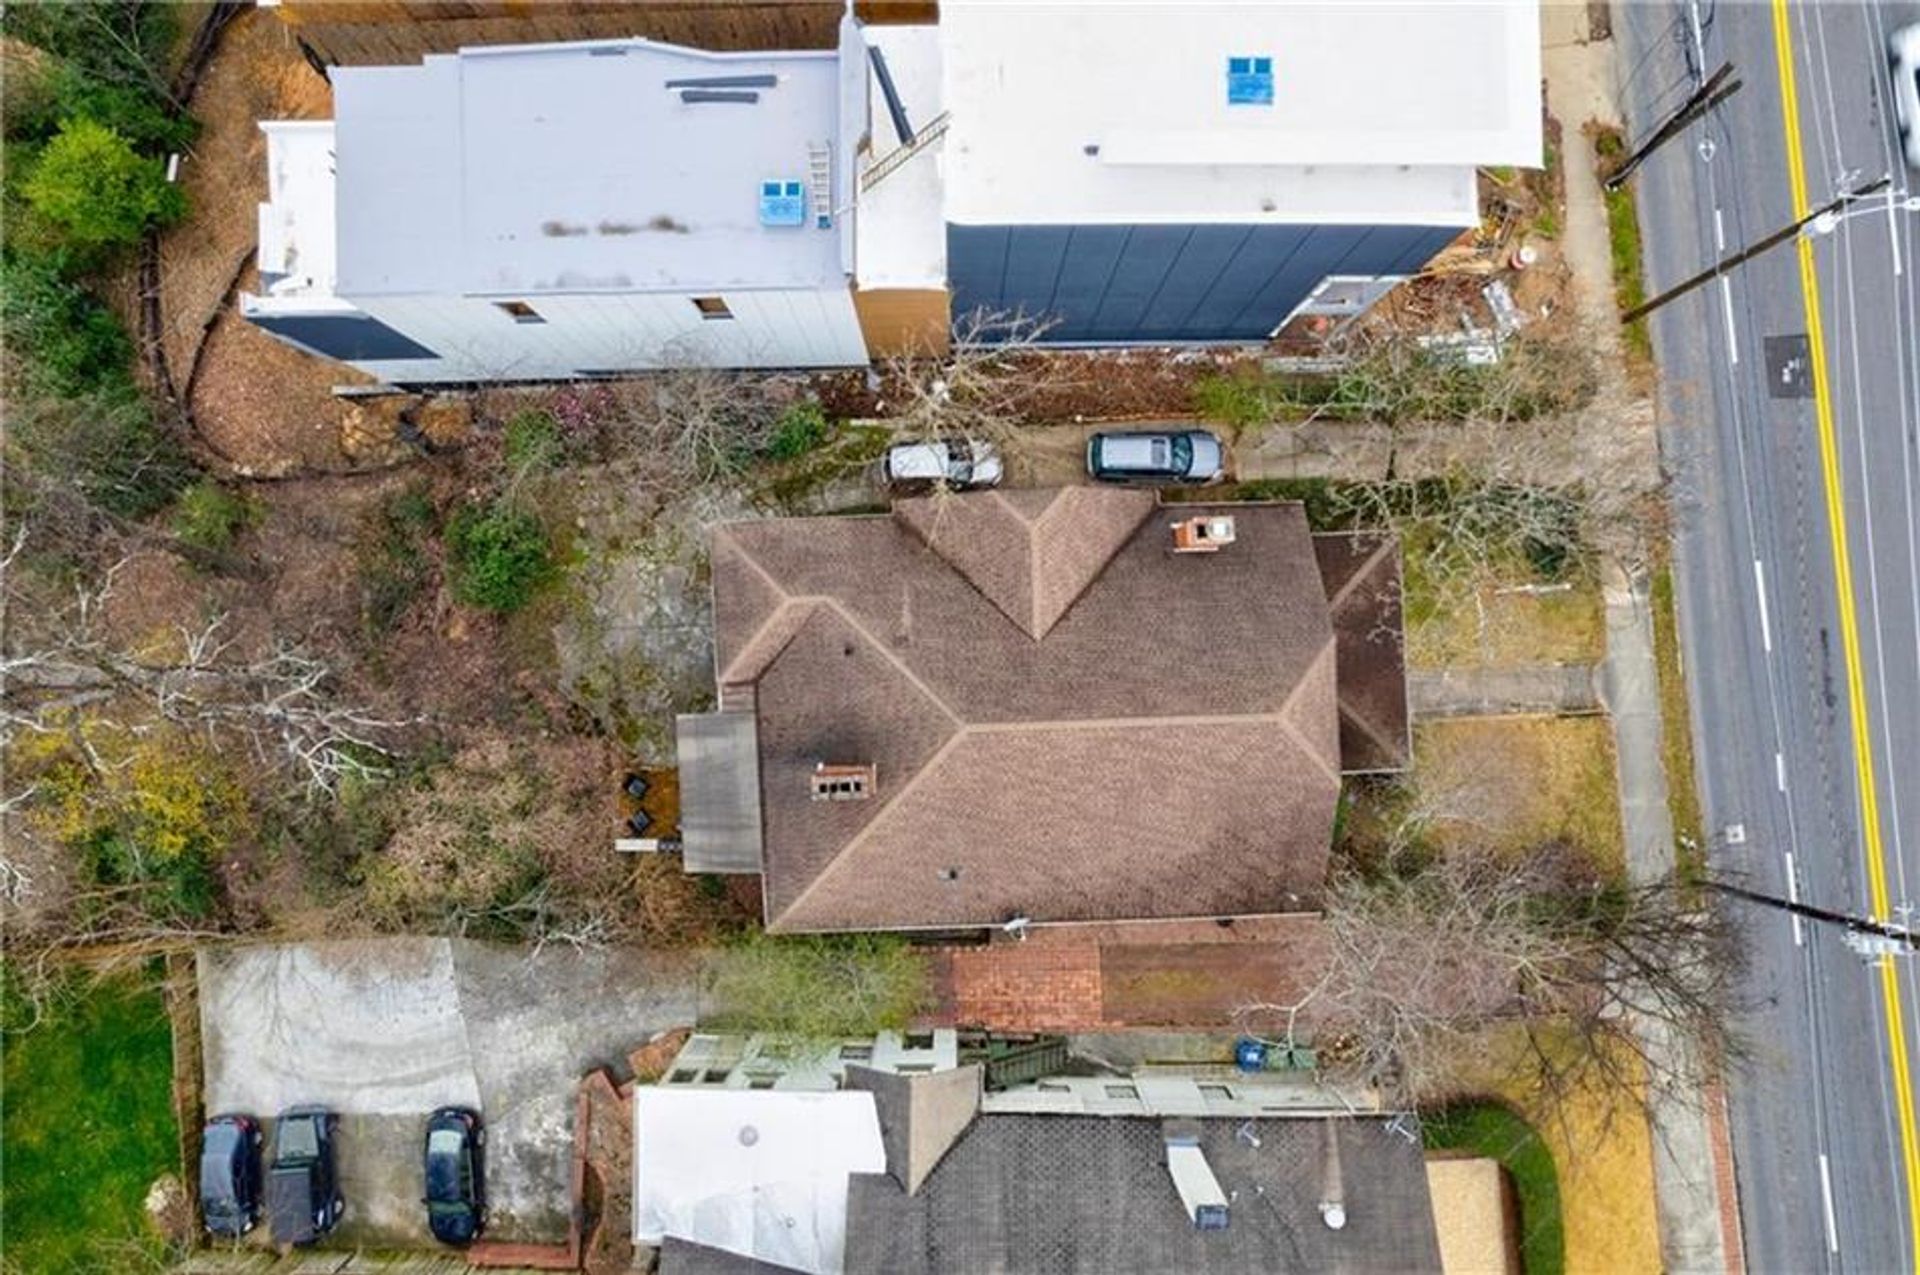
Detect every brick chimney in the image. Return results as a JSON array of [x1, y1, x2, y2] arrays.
[[811, 762, 877, 802]]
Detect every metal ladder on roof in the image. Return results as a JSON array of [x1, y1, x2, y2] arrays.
[[807, 143, 833, 228], [859, 110, 950, 194]]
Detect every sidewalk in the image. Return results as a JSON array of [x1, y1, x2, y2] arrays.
[[1548, 4, 1741, 1268], [1411, 664, 1601, 717]]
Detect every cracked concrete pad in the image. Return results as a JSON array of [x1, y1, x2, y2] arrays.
[[196, 937, 700, 1245], [199, 939, 482, 1117]]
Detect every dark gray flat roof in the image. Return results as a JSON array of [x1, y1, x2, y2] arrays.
[[846, 1115, 1444, 1274], [676, 711, 764, 874]]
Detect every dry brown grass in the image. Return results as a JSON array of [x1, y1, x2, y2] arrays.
[[1413, 717, 1626, 874], [1408, 571, 1606, 670], [1448, 1025, 1663, 1275]]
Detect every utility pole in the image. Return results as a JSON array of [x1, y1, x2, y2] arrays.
[[1710, 880, 1916, 955], [1604, 62, 1741, 192], [1622, 177, 1892, 324]]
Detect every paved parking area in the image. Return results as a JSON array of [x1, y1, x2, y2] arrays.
[[198, 938, 697, 1246]]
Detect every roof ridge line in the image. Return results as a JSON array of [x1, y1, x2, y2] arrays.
[[1027, 488, 1156, 640], [816, 598, 966, 727], [1324, 533, 1397, 613], [1277, 639, 1342, 786], [1337, 701, 1404, 770], [963, 710, 1310, 734], [769, 726, 972, 929], [717, 597, 810, 685]]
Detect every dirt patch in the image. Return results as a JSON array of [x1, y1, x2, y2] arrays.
[[161, 7, 330, 382], [190, 303, 376, 474]]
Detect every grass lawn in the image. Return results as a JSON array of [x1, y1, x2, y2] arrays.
[[1401, 529, 1606, 671], [1651, 562, 1706, 868], [1424, 1101, 1565, 1275], [1413, 717, 1627, 873], [1442, 1026, 1663, 1275], [1592, 124, 1654, 375], [2, 970, 180, 1273]]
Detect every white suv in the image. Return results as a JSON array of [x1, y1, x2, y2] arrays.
[[882, 439, 1004, 490]]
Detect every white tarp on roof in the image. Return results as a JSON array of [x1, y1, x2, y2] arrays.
[[941, 0, 1540, 226], [633, 1088, 887, 1274]]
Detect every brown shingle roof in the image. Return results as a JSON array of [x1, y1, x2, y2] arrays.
[[709, 494, 1350, 932], [1313, 532, 1412, 773]]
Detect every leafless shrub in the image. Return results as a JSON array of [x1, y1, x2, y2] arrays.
[[1, 557, 411, 799], [1239, 842, 1744, 1114]]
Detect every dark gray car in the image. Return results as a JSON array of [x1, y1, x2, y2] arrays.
[[1085, 430, 1225, 485], [267, 1107, 342, 1246]]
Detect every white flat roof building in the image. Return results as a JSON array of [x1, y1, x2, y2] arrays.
[[939, 0, 1541, 228], [333, 40, 853, 298], [632, 1087, 887, 1274]]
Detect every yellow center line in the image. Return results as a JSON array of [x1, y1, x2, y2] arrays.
[[1769, 3, 1920, 1266]]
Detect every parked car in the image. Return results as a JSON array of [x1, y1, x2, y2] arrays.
[[267, 1107, 342, 1246], [1893, 23, 1920, 170], [1085, 429, 1225, 485], [883, 438, 1004, 490], [199, 1114, 262, 1238], [422, 1106, 486, 1245]]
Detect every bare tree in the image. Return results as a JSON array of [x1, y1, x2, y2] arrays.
[[2, 561, 411, 799], [1238, 842, 1744, 1112]]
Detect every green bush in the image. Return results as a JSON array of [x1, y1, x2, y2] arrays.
[[7, 389, 196, 521], [4, 60, 197, 152], [1193, 368, 1280, 430], [701, 932, 931, 1038], [0, 251, 140, 400], [766, 401, 831, 461], [447, 498, 553, 612], [23, 118, 185, 249], [504, 408, 563, 472], [2, 3, 179, 100], [170, 479, 260, 551]]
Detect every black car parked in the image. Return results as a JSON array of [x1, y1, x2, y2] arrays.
[[199, 1114, 262, 1237], [423, 1106, 485, 1245], [267, 1107, 343, 1246]]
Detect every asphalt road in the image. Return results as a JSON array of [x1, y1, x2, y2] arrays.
[[1618, 2, 1920, 1271]]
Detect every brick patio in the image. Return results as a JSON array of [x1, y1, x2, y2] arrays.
[[921, 916, 1329, 1032]]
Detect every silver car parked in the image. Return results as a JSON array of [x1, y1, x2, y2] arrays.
[[1085, 429, 1226, 485]]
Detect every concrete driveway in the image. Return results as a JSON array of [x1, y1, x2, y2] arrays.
[[198, 938, 697, 1247]]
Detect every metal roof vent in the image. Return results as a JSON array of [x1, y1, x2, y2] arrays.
[[1164, 1126, 1230, 1231], [759, 180, 806, 227], [811, 762, 876, 802], [1318, 1119, 1346, 1231], [1171, 515, 1236, 554]]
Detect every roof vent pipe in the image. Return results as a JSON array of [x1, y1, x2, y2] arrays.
[[867, 45, 914, 145], [1318, 1120, 1347, 1230]]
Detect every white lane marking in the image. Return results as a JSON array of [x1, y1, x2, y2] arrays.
[[1753, 559, 1773, 653], [1785, 850, 1804, 947], [1719, 276, 1740, 365], [1714, 205, 1727, 253], [1888, 186, 1904, 278], [1818, 1152, 1840, 1252], [1776, 751, 1789, 793]]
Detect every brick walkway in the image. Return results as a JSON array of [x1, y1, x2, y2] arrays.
[[921, 916, 1327, 1032]]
